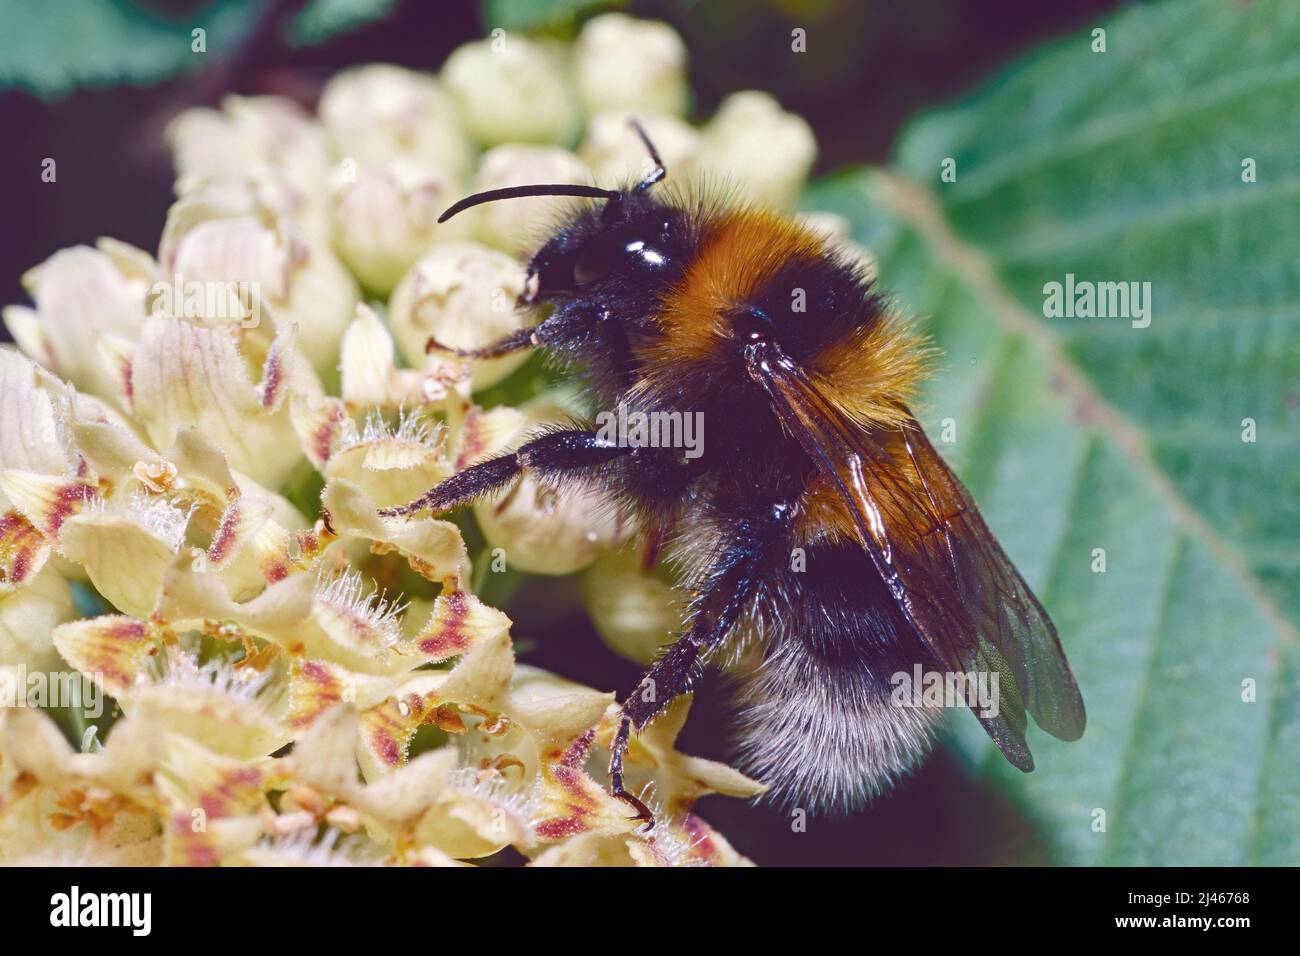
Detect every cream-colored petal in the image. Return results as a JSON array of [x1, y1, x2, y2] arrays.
[[507, 669, 614, 753], [324, 436, 449, 511], [128, 317, 304, 487], [154, 555, 314, 651], [52, 616, 155, 700], [529, 831, 640, 867], [155, 733, 275, 821], [8, 243, 152, 397], [0, 710, 163, 865], [419, 777, 533, 859], [307, 569, 414, 677], [1, 707, 164, 813], [331, 160, 463, 296], [287, 658, 401, 737], [467, 397, 626, 576], [69, 418, 159, 487], [0, 350, 78, 480], [1, 305, 53, 369], [339, 304, 440, 409], [0, 564, 73, 674], [0, 509, 53, 596], [432, 624, 514, 716], [530, 731, 640, 844], [580, 110, 699, 189], [356, 671, 446, 777], [60, 503, 188, 618], [158, 199, 355, 385], [574, 14, 689, 118], [581, 543, 683, 665], [450, 404, 529, 470], [352, 745, 459, 837], [387, 242, 530, 391], [599, 696, 767, 811], [289, 703, 365, 797], [0, 470, 98, 540], [167, 425, 239, 499], [441, 37, 580, 147], [409, 589, 509, 663], [321, 479, 471, 587], [167, 95, 331, 197], [471, 145, 591, 257], [692, 90, 816, 210], [290, 393, 349, 471], [130, 676, 287, 762], [318, 64, 471, 178]]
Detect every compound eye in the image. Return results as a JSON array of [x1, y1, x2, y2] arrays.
[[573, 231, 630, 286], [573, 225, 670, 287]]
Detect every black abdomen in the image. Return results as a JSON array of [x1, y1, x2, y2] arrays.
[[729, 540, 943, 814]]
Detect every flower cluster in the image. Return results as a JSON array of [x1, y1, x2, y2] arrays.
[[0, 14, 867, 866]]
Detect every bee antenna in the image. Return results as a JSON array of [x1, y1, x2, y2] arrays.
[[628, 118, 666, 193], [437, 184, 623, 223]]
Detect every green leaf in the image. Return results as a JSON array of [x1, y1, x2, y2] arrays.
[[0, 0, 395, 97], [804, 0, 1299, 865], [480, 0, 621, 33], [0, 0, 257, 96], [288, 0, 395, 47]]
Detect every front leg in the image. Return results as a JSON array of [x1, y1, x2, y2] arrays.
[[378, 429, 629, 517], [425, 300, 590, 360], [608, 503, 790, 824]]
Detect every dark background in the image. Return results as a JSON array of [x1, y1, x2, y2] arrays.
[[0, 0, 1120, 865]]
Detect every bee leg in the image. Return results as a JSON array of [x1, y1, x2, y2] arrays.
[[610, 634, 710, 831], [425, 303, 587, 358], [608, 503, 789, 824], [379, 429, 629, 517], [609, 714, 654, 826], [426, 325, 537, 359]]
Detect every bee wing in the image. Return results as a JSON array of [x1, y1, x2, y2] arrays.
[[747, 342, 1085, 770]]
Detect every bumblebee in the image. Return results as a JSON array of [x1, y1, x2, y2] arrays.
[[382, 124, 1085, 818]]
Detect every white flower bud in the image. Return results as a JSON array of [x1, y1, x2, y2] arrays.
[[331, 159, 467, 296], [441, 36, 580, 146], [798, 210, 850, 240], [799, 211, 878, 282], [169, 169, 331, 247], [692, 91, 817, 209], [318, 64, 472, 180], [387, 242, 529, 390], [3, 239, 154, 399], [579, 111, 699, 189], [574, 14, 689, 117], [167, 95, 331, 196], [158, 203, 358, 385], [472, 145, 591, 256], [472, 400, 625, 576], [581, 545, 684, 665]]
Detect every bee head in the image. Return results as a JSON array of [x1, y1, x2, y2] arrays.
[[437, 120, 671, 305], [520, 195, 686, 304]]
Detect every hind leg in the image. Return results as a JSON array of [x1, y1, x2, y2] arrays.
[[608, 501, 791, 824]]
